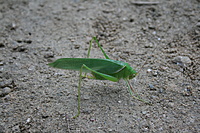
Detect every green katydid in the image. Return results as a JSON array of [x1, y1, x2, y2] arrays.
[[48, 37, 150, 118]]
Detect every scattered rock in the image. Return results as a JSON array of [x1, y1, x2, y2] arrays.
[[10, 23, 17, 30], [149, 84, 155, 90], [144, 43, 154, 48], [172, 56, 191, 67], [26, 118, 31, 123], [74, 44, 80, 49], [83, 94, 90, 100], [28, 65, 36, 71], [168, 102, 175, 107], [44, 52, 54, 58], [152, 70, 158, 76], [0, 61, 4, 66], [0, 79, 13, 88], [90, 118, 95, 122], [108, 128, 113, 132], [147, 69, 152, 73], [158, 88, 164, 93], [0, 87, 12, 97], [118, 100, 122, 103], [142, 111, 147, 115], [3, 87, 12, 94]]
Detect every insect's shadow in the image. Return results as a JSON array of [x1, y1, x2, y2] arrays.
[[81, 80, 132, 106]]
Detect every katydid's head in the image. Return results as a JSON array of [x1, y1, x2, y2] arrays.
[[123, 62, 138, 79]]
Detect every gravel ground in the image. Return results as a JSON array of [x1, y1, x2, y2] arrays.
[[0, 0, 199, 132]]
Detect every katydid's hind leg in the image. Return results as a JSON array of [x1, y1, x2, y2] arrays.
[[87, 38, 93, 58], [88, 37, 110, 59], [82, 64, 119, 82], [92, 37, 110, 59]]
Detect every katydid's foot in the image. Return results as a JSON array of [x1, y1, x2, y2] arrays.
[[72, 112, 80, 119], [132, 95, 152, 105]]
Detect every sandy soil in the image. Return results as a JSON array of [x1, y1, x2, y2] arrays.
[[0, 0, 199, 132]]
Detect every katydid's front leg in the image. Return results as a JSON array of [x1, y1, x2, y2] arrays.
[[124, 79, 151, 105]]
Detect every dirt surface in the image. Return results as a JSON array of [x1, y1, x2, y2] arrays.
[[0, 0, 200, 132]]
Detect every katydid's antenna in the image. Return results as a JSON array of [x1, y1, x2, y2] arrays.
[[136, 45, 158, 75]]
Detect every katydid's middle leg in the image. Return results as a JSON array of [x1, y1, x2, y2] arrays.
[[73, 65, 84, 119], [73, 64, 118, 118]]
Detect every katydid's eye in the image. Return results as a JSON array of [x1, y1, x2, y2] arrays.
[[129, 74, 136, 79]]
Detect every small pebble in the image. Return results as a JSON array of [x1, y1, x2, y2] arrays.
[[0, 87, 12, 97], [11, 23, 17, 30], [142, 111, 147, 115], [147, 69, 152, 73], [12, 125, 20, 132], [83, 94, 90, 100], [108, 128, 113, 132], [44, 52, 54, 58], [90, 118, 95, 122], [54, 71, 65, 76], [74, 44, 80, 49], [149, 84, 154, 89], [0, 61, 4, 66], [152, 31, 156, 34], [168, 102, 174, 107], [4, 87, 12, 94], [152, 70, 158, 76], [122, 17, 127, 21], [118, 100, 122, 103], [144, 43, 154, 48], [0, 80, 13, 88], [158, 88, 164, 93], [0, 67, 3, 72], [26, 118, 31, 123], [151, 95, 157, 99], [28, 65, 35, 71], [173, 56, 191, 67], [143, 125, 150, 131]]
